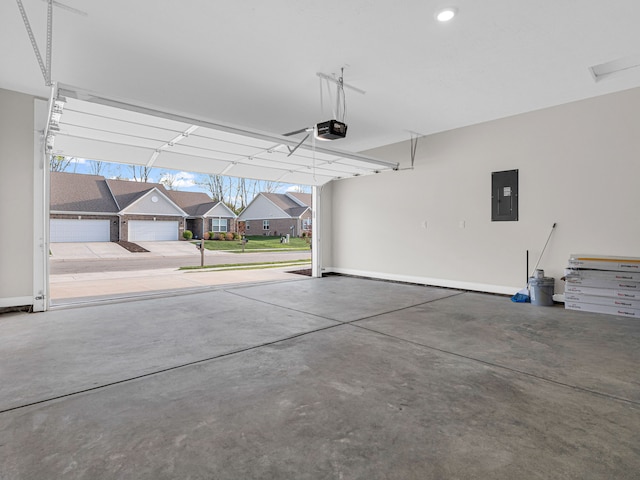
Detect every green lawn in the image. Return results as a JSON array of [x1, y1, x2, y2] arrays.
[[194, 235, 311, 252]]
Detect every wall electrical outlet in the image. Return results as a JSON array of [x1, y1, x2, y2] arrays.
[[459, 220, 466, 229]]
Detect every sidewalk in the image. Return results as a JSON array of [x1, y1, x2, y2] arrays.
[[50, 265, 310, 305]]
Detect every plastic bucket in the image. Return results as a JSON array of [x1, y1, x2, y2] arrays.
[[528, 277, 555, 306]]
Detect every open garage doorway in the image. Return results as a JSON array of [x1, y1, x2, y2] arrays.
[[42, 84, 396, 308], [47, 162, 316, 306]]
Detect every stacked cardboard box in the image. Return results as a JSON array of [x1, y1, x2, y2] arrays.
[[564, 254, 640, 318]]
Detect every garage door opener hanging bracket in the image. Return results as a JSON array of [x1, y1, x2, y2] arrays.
[[15, 0, 87, 87]]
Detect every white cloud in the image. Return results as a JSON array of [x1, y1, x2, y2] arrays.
[[285, 184, 311, 193], [159, 171, 197, 188]]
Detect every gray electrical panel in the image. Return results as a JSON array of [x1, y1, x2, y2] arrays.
[[491, 169, 518, 221]]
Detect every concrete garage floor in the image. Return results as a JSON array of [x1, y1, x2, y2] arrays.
[[1, 276, 639, 479]]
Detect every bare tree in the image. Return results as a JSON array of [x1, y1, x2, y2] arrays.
[[248, 179, 258, 204], [89, 160, 107, 176], [196, 174, 229, 202], [196, 175, 277, 212], [260, 180, 278, 193], [130, 165, 152, 182], [108, 164, 125, 180], [232, 178, 273, 211], [50, 155, 72, 172], [234, 177, 248, 212], [159, 172, 178, 190]]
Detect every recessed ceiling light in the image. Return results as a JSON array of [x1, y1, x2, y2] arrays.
[[436, 7, 457, 22]]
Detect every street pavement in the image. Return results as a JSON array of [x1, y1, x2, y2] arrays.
[[50, 242, 311, 274], [49, 242, 312, 304]]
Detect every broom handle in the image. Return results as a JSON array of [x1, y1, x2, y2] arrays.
[[531, 223, 557, 276]]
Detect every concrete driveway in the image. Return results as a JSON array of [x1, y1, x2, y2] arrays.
[[50, 266, 308, 304], [50, 242, 131, 259], [50, 241, 201, 259]]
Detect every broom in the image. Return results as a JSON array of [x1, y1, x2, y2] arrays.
[[512, 223, 557, 302]]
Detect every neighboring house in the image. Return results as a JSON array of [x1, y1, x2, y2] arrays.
[[51, 172, 237, 242], [238, 192, 312, 237], [166, 190, 237, 240], [105, 178, 188, 242], [50, 172, 120, 242]]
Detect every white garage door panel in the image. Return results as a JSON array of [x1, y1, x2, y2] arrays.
[[53, 90, 398, 187], [129, 220, 178, 241], [50, 219, 110, 242]]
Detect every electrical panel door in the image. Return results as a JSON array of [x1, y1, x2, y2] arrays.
[[491, 169, 518, 221]]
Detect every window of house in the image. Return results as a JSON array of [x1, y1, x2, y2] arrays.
[[263, 220, 270, 230], [212, 218, 227, 232], [302, 218, 312, 230]]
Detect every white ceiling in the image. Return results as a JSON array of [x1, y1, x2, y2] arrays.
[[3, 0, 640, 156]]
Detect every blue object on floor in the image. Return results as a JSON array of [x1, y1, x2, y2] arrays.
[[511, 290, 530, 303]]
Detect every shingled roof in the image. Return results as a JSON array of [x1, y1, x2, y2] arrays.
[[166, 190, 217, 217], [104, 178, 171, 210], [261, 193, 311, 218], [51, 172, 236, 218], [50, 171, 118, 213], [286, 192, 312, 208]]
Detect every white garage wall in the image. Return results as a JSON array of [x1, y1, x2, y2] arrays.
[[323, 87, 640, 295], [0, 88, 36, 308]]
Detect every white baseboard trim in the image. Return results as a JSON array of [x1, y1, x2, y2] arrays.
[[324, 268, 521, 296], [0, 296, 33, 309]]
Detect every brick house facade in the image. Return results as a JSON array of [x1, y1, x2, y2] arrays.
[[50, 173, 240, 243], [245, 211, 311, 237], [239, 192, 312, 237]]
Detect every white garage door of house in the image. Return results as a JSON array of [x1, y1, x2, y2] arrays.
[[129, 221, 178, 241], [50, 219, 110, 243]]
